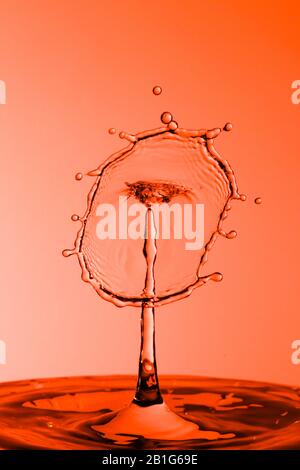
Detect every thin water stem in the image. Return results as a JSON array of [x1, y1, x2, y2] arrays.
[[133, 304, 163, 406], [134, 206, 163, 406]]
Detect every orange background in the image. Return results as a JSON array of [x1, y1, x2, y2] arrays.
[[0, 0, 299, 386]]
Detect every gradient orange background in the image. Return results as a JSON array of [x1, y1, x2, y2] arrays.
[[0, 0, 299, 386]]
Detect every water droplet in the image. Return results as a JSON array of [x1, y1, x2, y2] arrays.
[[255, 197, 262, 204], [71, 214, 80, 222], [161, 112, 173, 124], [212, 272, 223, 282], [108, 128, 116, 135], [62, 249, 74, 257], [168, 121, 178, 131], [240, 194, 247, 201], [118, 132, 137, 143], [152, 86, 162, 96], [224, 122, 233, 132], [207, 128, 221, 139], [226, 230, 237, 239], [75, 172, 83, 181]]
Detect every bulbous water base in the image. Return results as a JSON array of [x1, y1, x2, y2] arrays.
[[92, 401, 234, 443]]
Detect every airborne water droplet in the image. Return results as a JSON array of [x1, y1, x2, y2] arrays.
[[152, 86, 162, 96], [75, 172, 83, 181], [255, 197, 262, 204], [160, 112, 173, 124], [224, 122, 233, 132]]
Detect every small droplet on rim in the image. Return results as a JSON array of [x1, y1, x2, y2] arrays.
[[62, 249, 74, 257], [206, 128, 221, 139], [226, 230, 237, 239], [168, 121, 178, 131], [71, 214, 80, 221], [211, 272, 223, 282]]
